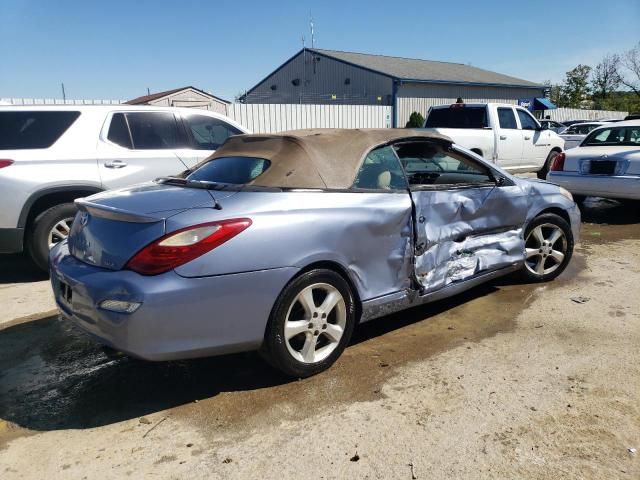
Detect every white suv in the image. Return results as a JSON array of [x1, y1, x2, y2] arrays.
[[0, 105, 248, 270]]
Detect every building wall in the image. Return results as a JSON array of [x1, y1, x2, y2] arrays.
[[244, 50, 394, 105], [227, 104, 392, 133], [148, 89, 229, 114], [396, 83, 544, 126]]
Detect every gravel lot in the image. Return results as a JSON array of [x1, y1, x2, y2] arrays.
[[1, 198, 639, 479]]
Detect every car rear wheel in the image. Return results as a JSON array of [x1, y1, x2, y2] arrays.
[[537, 150, 559, 179], [28, 203, 77, 271], [522, 213, 573, 282], [261, 269, 356, 377]]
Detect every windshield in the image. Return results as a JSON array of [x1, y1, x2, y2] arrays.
[[425, 107, 489, 129], [582, 126, 640, 147], [186, 156, 271, 184], [564, 124, 601, 135]]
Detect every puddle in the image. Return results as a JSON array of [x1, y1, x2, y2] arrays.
[[0, 196, 637, 444], [0, 269, 579, 445], [579, 197, 640, 245]]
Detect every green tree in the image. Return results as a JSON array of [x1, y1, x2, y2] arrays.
[[543, 80, 566, 107], [405, 111, 425, 128], [563, 64, 592, 108], [591, 54, 621, 109], [618, 42, 640, 101]]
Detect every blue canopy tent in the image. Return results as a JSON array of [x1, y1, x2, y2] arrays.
[[518, 97, 557, 113]]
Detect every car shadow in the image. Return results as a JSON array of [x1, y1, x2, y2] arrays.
[[0, 254, 48, 284], [0, 282, 501, 432], [579, 197, 640, 225]]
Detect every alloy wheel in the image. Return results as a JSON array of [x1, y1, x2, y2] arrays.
[[284, 283, 347, 364], [48, 217, 74, 249], [525, 223, 567, 276]]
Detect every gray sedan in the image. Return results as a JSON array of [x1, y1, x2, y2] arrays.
[[50, 129, 580, 377]]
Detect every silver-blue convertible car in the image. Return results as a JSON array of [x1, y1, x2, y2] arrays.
[[50, 129, 580, 377]]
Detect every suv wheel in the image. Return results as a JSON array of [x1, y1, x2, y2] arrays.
[[522, 213, 573, 282], [261, 269, 356, 378], [28, 203, 77, 271]]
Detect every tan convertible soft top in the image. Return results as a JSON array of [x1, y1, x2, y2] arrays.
[[203, 128, 453, 189]]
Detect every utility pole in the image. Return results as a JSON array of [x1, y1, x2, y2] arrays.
[[310, 14, 315, 48], [61, 83, 66, 102], [147, 87, 151, 95]]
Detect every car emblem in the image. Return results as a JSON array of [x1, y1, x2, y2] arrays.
[[600, 154, 608, 159], [79, 212, 89, 227]]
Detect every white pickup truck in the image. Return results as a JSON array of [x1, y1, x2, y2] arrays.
[[423, 103, 565, 178]]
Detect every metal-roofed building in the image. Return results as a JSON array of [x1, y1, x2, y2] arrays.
[[126, 86, 230, 114], [242, 48, 544, 126]]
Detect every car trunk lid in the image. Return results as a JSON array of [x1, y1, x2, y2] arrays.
[[563, 146, 640, 175], [68, 183, 230, 270]]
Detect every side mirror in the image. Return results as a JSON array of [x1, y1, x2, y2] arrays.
[[490, 172, 506, 186]]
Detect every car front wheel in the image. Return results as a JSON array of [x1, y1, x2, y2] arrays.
[[261, 269, 356, 377], [522, 213, 573, 282]]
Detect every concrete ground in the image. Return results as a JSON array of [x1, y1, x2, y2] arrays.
[[0, 198, 638, 479]]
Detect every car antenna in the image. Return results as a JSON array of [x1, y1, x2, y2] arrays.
[[173, 153, 222, 210], [173, 152, 192, 175]]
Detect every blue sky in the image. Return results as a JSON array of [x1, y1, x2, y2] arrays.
[[1, 0, 638, 101]]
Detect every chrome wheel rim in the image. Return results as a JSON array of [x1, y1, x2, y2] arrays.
[[284, 283, 347, 364], [525, 223, 567, 276], [48, 217, 74, 249]]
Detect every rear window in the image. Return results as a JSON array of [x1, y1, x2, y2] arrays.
[[187, 156, 271, 184], [583, 126, 640, 146], [0, 111, 80, 149], [425, 107, 488, 129]]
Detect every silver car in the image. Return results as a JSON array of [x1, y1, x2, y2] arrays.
[[547, 120, 640, 201], [560, 122, 609, 149], [50, 129, 580, 377]]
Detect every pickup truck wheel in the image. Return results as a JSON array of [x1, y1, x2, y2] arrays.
[[537, 151, 559, 179], [27, 203, 77, 271], [261, 269, 356, 378], [521, 213, 573, 283]]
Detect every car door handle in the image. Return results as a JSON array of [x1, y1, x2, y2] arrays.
[[499, 135, 507, 140], [104, 160, 127, 169], [524, 136, 531, 140]]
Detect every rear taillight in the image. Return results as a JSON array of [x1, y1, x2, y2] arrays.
[[550, 152, 565, 172], [126, 218, 252, 275], [0, 160, 14, 169]]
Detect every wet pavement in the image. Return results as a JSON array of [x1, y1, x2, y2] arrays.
[[0, 197, 638, 444]]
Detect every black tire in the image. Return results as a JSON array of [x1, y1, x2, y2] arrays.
[[537, 150, 560, 179], [521, 213, 574, 283], [261, 269, 356, 378], [27, 203, 77, 271]]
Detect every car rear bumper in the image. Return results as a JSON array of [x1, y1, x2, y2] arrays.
[[0, 227, 24, 254], [547, 172, 640, 200], [50, 241, 298, 361]]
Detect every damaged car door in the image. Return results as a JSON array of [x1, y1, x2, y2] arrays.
[[394, 140, 528, 293]]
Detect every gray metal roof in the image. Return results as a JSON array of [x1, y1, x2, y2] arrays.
[[309, 49, 542, 88]]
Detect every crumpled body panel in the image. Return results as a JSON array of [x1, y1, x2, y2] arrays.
[[412, 185, 528, 292]]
